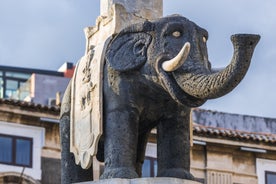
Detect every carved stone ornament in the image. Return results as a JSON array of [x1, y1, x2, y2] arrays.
[[70, 37, 111, 169]]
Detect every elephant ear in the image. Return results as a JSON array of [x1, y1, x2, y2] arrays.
[[106, 32, 152, 72]]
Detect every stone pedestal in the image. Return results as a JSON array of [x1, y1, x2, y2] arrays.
[[79, 178, 202, 184], [101, 0, 163, 20]]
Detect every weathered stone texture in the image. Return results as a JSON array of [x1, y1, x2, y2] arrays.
[[41, 157, 61, 184], [80, 177, 201, 184], [100, 0, 163, 20]]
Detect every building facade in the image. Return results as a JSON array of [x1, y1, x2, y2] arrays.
[[0, 99, 60, 184], [191, 109, 276, 184], [0, 63, 73, 104], [0, 64, 71, 183]]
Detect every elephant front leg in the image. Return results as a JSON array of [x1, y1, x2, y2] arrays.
[[101, 107, 140, 179], [157, 108, 194, 180]]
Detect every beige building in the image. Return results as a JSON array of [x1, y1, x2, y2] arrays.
[[191, 124, 276, 184], [191, 109, 276, 184], [0, 99, 60, 184]]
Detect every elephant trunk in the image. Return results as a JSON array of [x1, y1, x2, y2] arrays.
[[173, 34, 260, 99]]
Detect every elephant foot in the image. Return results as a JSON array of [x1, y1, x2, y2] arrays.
[[157, 168, 194, 180], [100, 167, 139, 179]]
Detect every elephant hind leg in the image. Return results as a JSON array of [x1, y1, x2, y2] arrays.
[[135, 130, 150, 177]]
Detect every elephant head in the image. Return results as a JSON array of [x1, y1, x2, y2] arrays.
[[106, 14, 260, 107]]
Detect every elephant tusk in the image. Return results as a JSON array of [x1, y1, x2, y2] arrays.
[[162, 42, 190, 72]]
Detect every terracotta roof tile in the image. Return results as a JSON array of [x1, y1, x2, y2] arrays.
[[0, 98, 60, 114], [193, 123, 276, 144]]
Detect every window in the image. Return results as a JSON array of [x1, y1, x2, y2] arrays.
[[0, 76, 3, 98], [6, 79, 19, 98], [266, 171, 276, 184], [142, 157, 157, 177], [5, 72, 30, 79], [0, 134, 33, 167], [257, 158, 276, 184], [0, 69, 31, 99]]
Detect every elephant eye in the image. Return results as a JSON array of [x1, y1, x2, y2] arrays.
[[172, 31, 181, 38]]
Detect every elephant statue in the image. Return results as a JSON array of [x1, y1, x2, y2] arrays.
[[60, 15, 260, 182]]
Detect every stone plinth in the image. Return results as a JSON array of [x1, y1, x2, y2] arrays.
[[84, 0, 163, 54], [79, 178, 202, 184], [101, 0, 163, 20]]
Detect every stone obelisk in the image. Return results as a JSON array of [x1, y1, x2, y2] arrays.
[[61, 1, 202, 183], [84, 0, 163, 55], [61, 1, 163, 183]]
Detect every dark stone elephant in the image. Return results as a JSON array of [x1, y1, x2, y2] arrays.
[[60, 15, 260, 182]]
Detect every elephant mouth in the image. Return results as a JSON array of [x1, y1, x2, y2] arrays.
[[156, 57, 206, 107]]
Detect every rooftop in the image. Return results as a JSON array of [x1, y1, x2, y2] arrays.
[[0, 64, 64, 77], [193, 108, 276, 134], [193, 123, 276, 144], [0, 98, 60, 116], [0, 99, 275, 145]]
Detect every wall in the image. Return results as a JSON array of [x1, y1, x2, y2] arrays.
[[0, 103, 61, 183], [30, 74, 70, 105], [41, 121, 60, 159], [193, 109, 276, 134], [256, 158, 276, 184], [191, 142, 276, 184], [41, 157, 61, 184]]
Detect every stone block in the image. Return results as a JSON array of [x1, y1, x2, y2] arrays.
[[101, 0, 163, 20], [79, 177, 202, 184]]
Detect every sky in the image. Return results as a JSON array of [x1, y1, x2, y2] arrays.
[[0, 0, 275, 118]]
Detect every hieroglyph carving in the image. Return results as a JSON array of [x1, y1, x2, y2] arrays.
[[70, 38, 111, 169]]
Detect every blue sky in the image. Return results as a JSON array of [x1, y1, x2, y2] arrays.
[[0, 0, 275, 118]]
